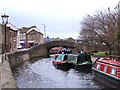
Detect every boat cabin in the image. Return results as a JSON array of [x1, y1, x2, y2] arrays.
[[67, 53, 92, 71], [55, 54, 68, 62], [68, 53, 92, 64], [93, 58, 120, 78], [52, 54, 72, 69], [92, 58, 120, 88]]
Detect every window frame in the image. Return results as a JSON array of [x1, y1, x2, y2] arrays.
[[96, 64, 101, 70], [110, 68, 116, 76], [104, 65, 108, 73]]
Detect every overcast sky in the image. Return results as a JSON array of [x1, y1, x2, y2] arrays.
[[0, 0, 119, 39]]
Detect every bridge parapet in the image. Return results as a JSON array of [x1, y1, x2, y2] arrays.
[[29, 41, 77, 58], [46, 41, 76, 48]]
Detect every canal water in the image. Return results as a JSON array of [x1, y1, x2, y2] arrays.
[[13, 57, 105, 89]]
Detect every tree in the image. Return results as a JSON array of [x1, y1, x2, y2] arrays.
[[79, 8, 118, 54]]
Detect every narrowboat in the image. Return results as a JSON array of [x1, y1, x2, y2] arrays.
[[67, 53, 92, 71], [52, 54, 72, 69], [92, 57, 120, 89]]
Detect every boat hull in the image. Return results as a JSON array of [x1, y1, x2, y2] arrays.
[[73, 63, 92, 69], [53, 61, 72, 70], [92, 69, 120, 89], [72, 64, 92, 73]]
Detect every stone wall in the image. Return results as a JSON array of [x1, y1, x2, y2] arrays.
[[7, 49, 30, 68], [29, 43, 48, 58]]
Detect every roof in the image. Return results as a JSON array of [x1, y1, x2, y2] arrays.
[[7, 22, 18, 31], [98, 58, 120, 67], [19, 26, 43, 35], [19, 27, 31, 33], [26, 27, 41, 34]]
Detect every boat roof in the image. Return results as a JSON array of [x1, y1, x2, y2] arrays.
[[68, 54, 79, 56], [57, 54, 66, 56], [98, 58, 120, 67], [56, 54, 67, 61]]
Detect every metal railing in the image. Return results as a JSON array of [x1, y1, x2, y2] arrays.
[[109, 55, 120, 61]]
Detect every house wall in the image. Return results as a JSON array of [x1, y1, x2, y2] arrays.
[[40, 34, 44, 44], [19, 26, 43, 48], [0, 24, 17, 53], [26, 30, 43, 46], [9, 29, 17, 52], [0, 24, 3, 53]]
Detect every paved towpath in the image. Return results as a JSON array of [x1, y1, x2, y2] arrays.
[[0, 54, 18, 89]]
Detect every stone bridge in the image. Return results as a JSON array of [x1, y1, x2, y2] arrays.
[[29, 40, 77, 58]]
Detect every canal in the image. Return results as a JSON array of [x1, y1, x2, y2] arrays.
[[13, 57, 105, 88]]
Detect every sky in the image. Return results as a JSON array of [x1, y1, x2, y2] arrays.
[[0, 0, 120, 39]]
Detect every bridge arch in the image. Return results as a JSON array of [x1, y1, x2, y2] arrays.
[[29, 41, 77, 58]]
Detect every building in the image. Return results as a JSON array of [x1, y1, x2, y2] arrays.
[[64, 37, 75, 42], [18, 26, 43, 48], [7, 23, 18, 52], [53, 37, 62, 41], [0, 24, 2, 53], [0, 22, 18, 53]]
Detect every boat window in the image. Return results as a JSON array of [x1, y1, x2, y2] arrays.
[[63, 55, 68, 61], [62, 55, 65, 61], [104, 66, 108, 73], [96, 64, 101, 70], [68, 55, 77, 62], [67, 55, 71, 61], [73, 56, 77, 62], [110, 68, 116, 76], [56, 55, 63, 61]]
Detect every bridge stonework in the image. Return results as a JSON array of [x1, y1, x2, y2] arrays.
[[29, 41, 76, 58]]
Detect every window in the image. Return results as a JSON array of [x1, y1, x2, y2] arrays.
[[96, 64, 101, 70], [110, 68, 116, 76], [104, 66, 108, 73], [70, 55, 77, 62], [56, 55, 63, 61]]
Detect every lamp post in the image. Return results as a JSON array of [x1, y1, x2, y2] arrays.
[[42, 24, 46, 42], [1, 14, 9, 60]]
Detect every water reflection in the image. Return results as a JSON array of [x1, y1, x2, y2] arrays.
[[14, 57, 104, 88]]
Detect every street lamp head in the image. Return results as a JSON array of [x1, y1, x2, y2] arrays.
[[1, 14, 9, 24]]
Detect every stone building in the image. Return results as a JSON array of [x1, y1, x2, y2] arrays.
[[18, 26, 43, 48], [0, 24, 3, 53], [0, 23, 18, 53], [64, 37, 75, 42]]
